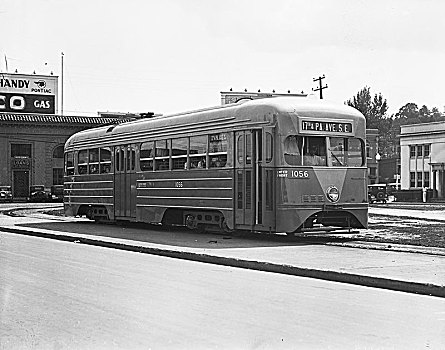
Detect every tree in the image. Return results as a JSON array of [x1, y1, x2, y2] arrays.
[[346, 86, 392, 156], [395, 103, 420, 124], [346, 86, 389, 129]]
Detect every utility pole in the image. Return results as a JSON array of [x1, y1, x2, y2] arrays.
[[312, 74, 328, 99]]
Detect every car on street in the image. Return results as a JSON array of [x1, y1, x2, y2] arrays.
[[368, 184, 388, 203], [29, 185, 51, 202], [50, 185, 64, 202], [0, 185, 13, 202]]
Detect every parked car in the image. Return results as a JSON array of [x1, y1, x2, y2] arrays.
[[50, 185, 64, 202], [368, 184, 388, 203], [29, 185, 51, 202], [0, 185, 13, 202]]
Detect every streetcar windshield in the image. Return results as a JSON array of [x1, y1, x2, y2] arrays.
[[329, 137, 363, 167], [284, 135, 364, 167]]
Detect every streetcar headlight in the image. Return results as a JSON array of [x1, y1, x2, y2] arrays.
[[326, 186, 339, 202]]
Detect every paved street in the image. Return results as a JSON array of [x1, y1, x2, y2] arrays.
[[1, 232, 444, 349]]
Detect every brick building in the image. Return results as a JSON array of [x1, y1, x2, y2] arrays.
[[0, 113, 131, 199]]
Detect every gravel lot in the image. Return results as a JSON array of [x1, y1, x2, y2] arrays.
[[363, 203, 445, 249]]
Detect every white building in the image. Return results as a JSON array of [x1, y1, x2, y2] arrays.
[[400, 122, 445, 198]]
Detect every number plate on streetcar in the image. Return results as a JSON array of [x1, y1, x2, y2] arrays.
[[277, 169, 310, 178]]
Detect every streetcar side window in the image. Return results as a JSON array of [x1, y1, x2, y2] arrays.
[[209, 132, 228, 168], [284, 135, 302, 165], [115, 148, 120, 172], [78, 150, 88, 174], [190, 135, 207, 169], [138, 134, 230, 172], [115, 147, 126, 172], [88, 148, 99, 174], [127, 145, 136, 171], [140, 141, 154, 171], [347, 138, 364, 167], [266, 132, 273, 163], [172, 138, 188, 170], [237, 135, 244, 164], [155, 140, 171, 170], [100, 147, 112, 173], [65, 152, 74, 176]]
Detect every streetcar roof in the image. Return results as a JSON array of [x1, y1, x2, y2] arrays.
[[65, 97, 365, 149]]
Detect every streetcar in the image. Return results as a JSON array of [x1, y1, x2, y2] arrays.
[[64, 97, 368, 234]]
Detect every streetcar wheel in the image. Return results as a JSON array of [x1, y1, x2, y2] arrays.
[[220, 218, 232, 234], [185, 214, 197, 230]]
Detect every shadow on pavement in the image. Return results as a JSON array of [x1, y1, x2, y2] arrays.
[[15, 220, 356, 249]]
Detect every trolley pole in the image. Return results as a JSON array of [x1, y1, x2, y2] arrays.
[[312, 74, 328, 99], [61, 52, 64, 115]]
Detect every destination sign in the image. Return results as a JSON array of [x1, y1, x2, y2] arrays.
[[301, 120, 353, 133]]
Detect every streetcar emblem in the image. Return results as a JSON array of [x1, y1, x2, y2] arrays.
[[326, 186, 339, 202]]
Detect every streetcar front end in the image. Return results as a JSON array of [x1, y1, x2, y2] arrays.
[[276, 104, 368, 233]]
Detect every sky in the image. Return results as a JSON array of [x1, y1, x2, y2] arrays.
[[1, 0, 444, 116]]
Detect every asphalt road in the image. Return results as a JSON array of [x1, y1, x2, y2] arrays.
[[1, 232, 444, 349]]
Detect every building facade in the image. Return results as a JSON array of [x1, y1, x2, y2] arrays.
[[365, 129, 379, 185], [399, 122, 445, 197], [0, 113, 130, 199]]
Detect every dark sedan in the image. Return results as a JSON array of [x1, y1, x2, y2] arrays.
[[29, 185, 51, 202], [0, 185, 13, 202]]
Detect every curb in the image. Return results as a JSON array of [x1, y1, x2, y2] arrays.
[[1, 225, 444, 299]]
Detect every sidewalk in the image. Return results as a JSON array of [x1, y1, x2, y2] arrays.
[[369, 204, 445, 222], [1, 208, 444, 298]]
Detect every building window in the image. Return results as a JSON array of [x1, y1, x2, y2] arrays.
[[410, 172, 416, 188], [424, 171, 430, 188], [11, 144, 32, 157], [409, 146, 416, 158], [53, 145, 64, 159], [424, 144, 430, 157], [417, 172, 423, 188], [53, 168, 64, 185], [417, 145, 423, 157]]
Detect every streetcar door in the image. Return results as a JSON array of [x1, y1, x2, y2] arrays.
[[114, 145, 137, 218], [234, 130, 262, 229]]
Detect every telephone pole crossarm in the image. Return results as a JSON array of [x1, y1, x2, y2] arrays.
[[312, 74, 328, 99]]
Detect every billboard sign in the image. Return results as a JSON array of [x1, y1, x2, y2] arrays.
[[0, 73, 58, 114]]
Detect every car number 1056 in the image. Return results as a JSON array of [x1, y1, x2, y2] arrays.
[[291, 170, 309, 178], [277, 169, 310, 178]]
